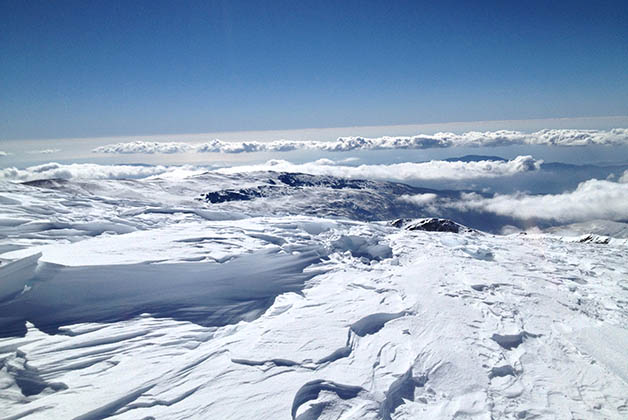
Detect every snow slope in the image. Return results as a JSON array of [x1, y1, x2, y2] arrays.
[[545, 220, 628, 239], [0, 171, 627, 419]]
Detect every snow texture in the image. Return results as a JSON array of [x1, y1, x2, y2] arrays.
[[0, 169, 627, 419]]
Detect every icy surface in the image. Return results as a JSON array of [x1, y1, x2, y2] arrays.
[[0, 171, 627, 419]]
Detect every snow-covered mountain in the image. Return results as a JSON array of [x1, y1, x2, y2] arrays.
[[545, 220, 628, 239], [0, 171, 627, 419]]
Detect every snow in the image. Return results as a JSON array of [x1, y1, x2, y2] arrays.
[[0, 170, 627, 419], [545, 220, 628, 239]]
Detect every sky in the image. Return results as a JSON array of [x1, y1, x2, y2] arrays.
[[1, 0, 627, 140]]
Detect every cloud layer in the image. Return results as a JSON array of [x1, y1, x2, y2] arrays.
[[92, 128, 628, 154], [216, 155, 541, 182], [4, 161, 625, 225], [1, 156, 540, 183], [26, 149, 62, 154], [402, 171, 628, 223], [0, 162, 176, 182]]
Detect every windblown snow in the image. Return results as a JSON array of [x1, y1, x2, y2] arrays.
[[0, 168, 627, 419]]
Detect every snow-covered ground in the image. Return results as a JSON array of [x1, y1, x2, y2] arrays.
[[1, 170, 627, 419]]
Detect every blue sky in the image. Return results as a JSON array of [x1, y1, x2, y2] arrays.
[[1, 0, 627, 140]]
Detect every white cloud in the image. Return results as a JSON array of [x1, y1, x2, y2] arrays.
[[92, 141, 194, 154], [0, 162, 175, 182], [313, 158, 337, 165], [398, 193, 438, 206], [412, 178, 628, 223], [312, 157, 360, 165], [0, 151, 10, 157], [525, 128, 628, 146], [343, 128, 628, 149], [216, 155, 541, 182], [619, 170, 628, 184], [0, 156, 539, 184], [92, 128, 628, 154], [27, 149, 62, 154], [92, 138, 307, 154]]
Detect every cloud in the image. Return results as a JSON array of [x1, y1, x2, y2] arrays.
[[312, 157, 360, 165], [26, 149, 62, 154], [404, 176, 628, 223], [619, 170, 628, 184], [216, 155, 542, 182], [195, 139, 307, 153], [92, 138, 309, 154], [0, 151, 10, 157], [332, 128, 628, 149], [92, 141, 194, 154], [398, 193, 438, 206], [525, 128, 628, 146], [92, 128, 628, 155], [313, 158, 337, 165], [0, 156, 539, 184], [0, 162, 178, 182]]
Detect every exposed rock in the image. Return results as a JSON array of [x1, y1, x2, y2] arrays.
[[577, 234, 611, 244], [391, 217, 473, 233]]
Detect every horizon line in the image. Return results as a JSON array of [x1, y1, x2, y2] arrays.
[[3, 114, 628, 143]]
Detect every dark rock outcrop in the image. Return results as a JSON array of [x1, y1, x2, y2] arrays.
[[391, 218, 473, 233]]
